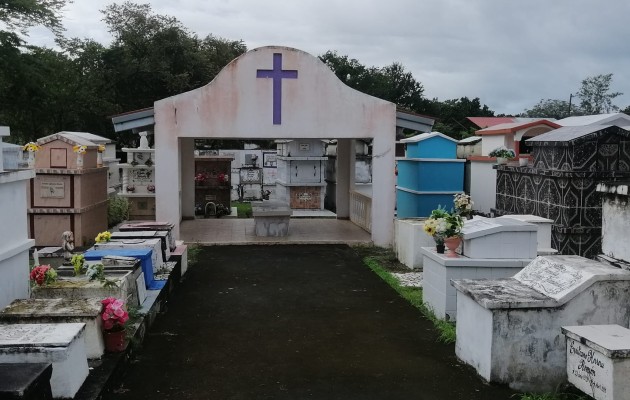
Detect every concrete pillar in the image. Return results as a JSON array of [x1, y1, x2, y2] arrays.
[[336, 139, 352, 219], [0, 126, 8, 172], [155, 122, 182, 238], [180, 138, 195, 219], [371, 130, 396, 247]]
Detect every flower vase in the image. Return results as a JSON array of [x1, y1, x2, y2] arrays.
[[444, 236, 462, 257], [103, 329, 126, 352], [27, 152, 35, 168], [496, 157, 507, 165], [76, 154, 84, 169], [436, 243, 445, 254], [97, 152, 103, 167]]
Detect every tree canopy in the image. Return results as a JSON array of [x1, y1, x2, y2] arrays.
[[522, 73, 624, 118]]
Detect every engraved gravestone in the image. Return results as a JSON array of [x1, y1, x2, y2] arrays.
[[562, 324, 630, 400]]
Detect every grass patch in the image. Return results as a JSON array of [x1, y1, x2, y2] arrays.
[[187, 243, 202, 267], [231, 201, 252, 218], [516, 392, 588, 400], [356, 245, 456, 344]]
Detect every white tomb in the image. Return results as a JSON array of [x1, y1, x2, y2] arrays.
[[0, 298, 105, 359], [420, 216, 537, 321], [461, 216, 537, 259], [93, 238, 163, 272], [111, 230, 172, 261], [0, 323, 89, 398], [421, 247, 531, 321], [452, 255, 630, 392], [562, 324, 630, 400], [497, 214, 557, 255], [394, 218, 435, 269]]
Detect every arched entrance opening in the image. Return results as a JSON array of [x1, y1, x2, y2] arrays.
[[152, 46, 396, 246]]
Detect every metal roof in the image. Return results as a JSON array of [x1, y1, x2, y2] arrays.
[[111, 107, 155, 133], [526, 125, 624, 143], [476, 120, 560, 135], [400, 132, 458, 143], [396, 111, 435, 132], [556, 113, 630, 127]]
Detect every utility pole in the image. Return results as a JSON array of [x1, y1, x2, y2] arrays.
[[568, 93, 573, 117]]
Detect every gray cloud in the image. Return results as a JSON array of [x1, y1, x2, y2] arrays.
[[26, 0, 630, 115]]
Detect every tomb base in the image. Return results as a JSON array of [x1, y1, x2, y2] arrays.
[[562, 324, 630, 400], [252, 201, 292, 237], [0, 298, 105, 359], [0, 323, 89, 399], [0, 363, 53, 400], [394, 219, 434, 269]]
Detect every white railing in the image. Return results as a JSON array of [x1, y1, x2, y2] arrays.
[[350, 190, 372, 233]]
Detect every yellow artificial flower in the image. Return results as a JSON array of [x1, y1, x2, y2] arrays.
[[97, 144, 106, 153], [22, 142, 40, 152], [73, 145, 87, 154]]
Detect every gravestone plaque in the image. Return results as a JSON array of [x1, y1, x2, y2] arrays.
[[515, 256, 589, 301], [40, 181, 65, 198], [240, 168, 262, 183]]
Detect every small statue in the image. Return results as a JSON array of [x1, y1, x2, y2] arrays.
[[61, 231, 75, 260]]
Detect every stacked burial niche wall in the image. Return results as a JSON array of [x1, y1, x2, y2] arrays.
[[493, 125, 630, 257]]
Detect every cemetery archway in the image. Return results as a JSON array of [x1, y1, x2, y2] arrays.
[[153, 46, 396, 246]]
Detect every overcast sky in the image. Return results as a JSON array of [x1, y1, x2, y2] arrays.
[[27, 0, 630, 115]]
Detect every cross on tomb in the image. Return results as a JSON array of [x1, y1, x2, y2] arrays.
[[256, 53, 298, 125]]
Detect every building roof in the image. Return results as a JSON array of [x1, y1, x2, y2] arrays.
[[400, 131, 458, 143], [556, 113, 630, 127], [458, 136, 482, 144], [62, 131, 112, 144], [37, 132, 99, 147], [527, 125, 630, 144], [476, 119, 560, 135], [396, 110, 435, 133], [467, 117, 515, 128], [111, 107, 155, 133]]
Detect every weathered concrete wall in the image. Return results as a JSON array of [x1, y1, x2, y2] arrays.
[[601, 193, 630, 262]]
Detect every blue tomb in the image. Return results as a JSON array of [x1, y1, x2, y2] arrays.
[[83, 248, 165, 290], [396, 132, 465, 217]]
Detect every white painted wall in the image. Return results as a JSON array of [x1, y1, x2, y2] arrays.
[[469, 160, 497, 214], [481, 135, 505, 156], [0, 169, 36, 309], [394, 219, 434, 269]]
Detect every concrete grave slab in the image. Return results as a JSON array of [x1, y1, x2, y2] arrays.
[[452, 255, 630, 392], [0, 298, 105, 359], [0, 323, 89, 399]]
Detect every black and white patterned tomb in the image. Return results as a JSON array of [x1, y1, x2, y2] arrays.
[[493, 125, 630, 258]]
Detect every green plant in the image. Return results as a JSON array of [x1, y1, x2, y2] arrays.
[[516, 392, 587, 400], [489, 146, 516, 159], [86, 263, 118, 288], [363, 255, 456, 344], [71, 254, 85, 276], [107, 196, 130, 227], [231, 201, 252, 218]]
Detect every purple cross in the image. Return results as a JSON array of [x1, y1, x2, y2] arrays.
[[256, 53, 298, 125]]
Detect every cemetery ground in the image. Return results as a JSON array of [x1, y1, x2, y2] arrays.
[[100, 244, 519, 400]]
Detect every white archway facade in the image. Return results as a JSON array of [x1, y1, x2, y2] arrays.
[[154, 46, 396, 246]]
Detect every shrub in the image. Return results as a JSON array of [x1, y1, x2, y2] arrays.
[[108, 196, 130, 227]]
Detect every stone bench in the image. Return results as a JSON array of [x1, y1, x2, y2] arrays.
[[251, 201, 292, 237], [0, 298, 105, 359], [0, 323, 89, 399], [0, 363, 53, 400], [562, 324, 630, 400]]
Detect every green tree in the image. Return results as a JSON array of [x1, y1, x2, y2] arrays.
[[319, 51, 425, 111], [521, 99, 580, 119], [102, 2, 246, 112], [576, 73, 622, 114], [424, 97, 495, 139]]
